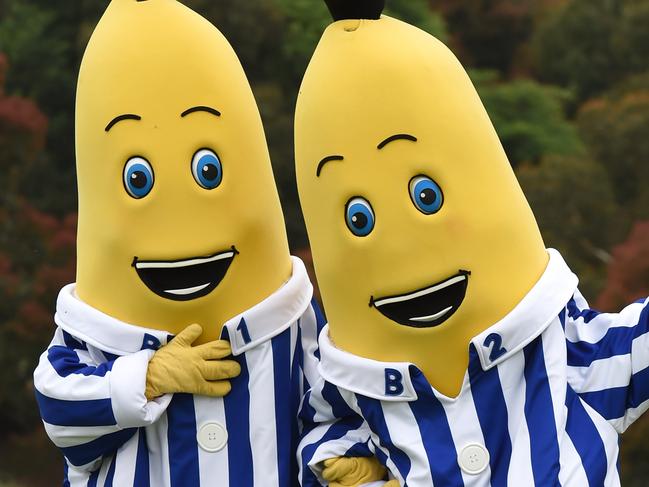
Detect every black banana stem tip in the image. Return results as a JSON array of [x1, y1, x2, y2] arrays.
[[324, 0, 386, 21]]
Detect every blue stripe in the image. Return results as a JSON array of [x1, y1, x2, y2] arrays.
[[62, 330, 88, 350], [63, 462, 70, 487], [87, 469, 100, 487], [321, 381, 356, 418], [35, 389, 116, 427], [224, 336, 253, 487], [355, 394, 411, 484], [133, 428, 150, 487], [104, 455, 116, 487], [567, 298, 602, 323], [311, 299, 326, 360], [566, 304, 649, 367], [409, 367, 463, 486], [103, 351, 119, 363], [468, 346, 512, 486], [580, 365, 649, 420], [565, 385, 607, 486], [290, 327, 304, 487], [48, 346, 114, 378], [167, 394, 199, 487], [373, 443, 390, 470], [300, 415, 364, 486], [567, 326, 649, 367], [272, 329, 292, 487], [523, 337, 561, 486], [299, 390, 318, 439], [104, 453, 117, 487], [61, 428, 137, 467], [345, 440, 373, 457]]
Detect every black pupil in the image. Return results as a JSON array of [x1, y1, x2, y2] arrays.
[[420, 188, 437, 205], [202, 163, 218, 181], [351, 212, 368, 229], [131, 171, 148, 189]]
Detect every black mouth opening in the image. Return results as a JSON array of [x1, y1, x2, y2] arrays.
[[132, 246, 238, 302], [370, 270, 470, 328]]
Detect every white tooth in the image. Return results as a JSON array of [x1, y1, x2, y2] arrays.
[[410, 306, 453, 322], [164, 283, 211, 295], [136, 251, 234, 269], [373, 274, 467, 308]]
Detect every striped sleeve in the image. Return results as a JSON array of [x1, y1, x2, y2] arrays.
[[564, 292, 649, 432], [298, 378, 375, 486], [33, 327, 171, 469]]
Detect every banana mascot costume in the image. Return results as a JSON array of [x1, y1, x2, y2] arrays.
[[296, 1, 649, 485], [33, 0, 337, 485]]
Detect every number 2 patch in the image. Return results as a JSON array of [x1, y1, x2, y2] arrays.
[[483, 333, 507, 362]]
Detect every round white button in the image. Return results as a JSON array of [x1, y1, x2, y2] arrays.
[[197, 422, 228, 452], [458, 443, 489, 475]]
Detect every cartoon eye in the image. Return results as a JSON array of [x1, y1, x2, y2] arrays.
[[123, 157, 154, 199], [345, 197, 375, 237], [409, 175, 443, 214], [192, 148, 223, 190]]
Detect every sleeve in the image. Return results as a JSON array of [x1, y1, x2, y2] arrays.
[[298, 378, 376, 486], [33, 327, 172, 470], [564, 291, 649, 432]]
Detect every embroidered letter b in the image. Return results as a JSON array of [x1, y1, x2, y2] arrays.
[[385, 368, 404, 396]]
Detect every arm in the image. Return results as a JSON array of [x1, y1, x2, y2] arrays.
[[33, 328, 161, 470], [298, 378, 386, 486], [564, 292, 649, 432], [34, 324, 239, 470]]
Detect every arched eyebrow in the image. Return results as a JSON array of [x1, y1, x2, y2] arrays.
[[181, 106, 222, 118], [105, 114, 141, 132], [377, 133, 418, 150], [316, 155, 344, 177]]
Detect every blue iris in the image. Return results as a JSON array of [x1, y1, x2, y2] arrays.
[[192, 149, 223, 189], [409, 175, 443, 214], [123, 157, 154, 199], [345, 197, 375, 237]]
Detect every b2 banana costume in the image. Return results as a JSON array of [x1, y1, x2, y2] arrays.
[[33, 1, 325, 485], [295, 1, 649, 485]]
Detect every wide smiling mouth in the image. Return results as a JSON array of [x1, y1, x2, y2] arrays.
[[132, 246, 238, 302], [369, 270, 470, 328]]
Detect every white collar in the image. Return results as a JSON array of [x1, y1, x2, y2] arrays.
[[55, 286, 172, 356], [56, 256, 313, 357], [318, 249, 578, 401], [221, 256, 313, 355]]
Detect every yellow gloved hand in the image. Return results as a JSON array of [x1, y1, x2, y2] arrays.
[[322, 456, 387, 486], [384, 481, 399, 486], [145, 324, 241, 400]]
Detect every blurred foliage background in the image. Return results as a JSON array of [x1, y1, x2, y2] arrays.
[[0, 0, 647, 485]]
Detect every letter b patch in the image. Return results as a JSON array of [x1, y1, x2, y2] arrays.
[[385, 368, 404, 396]]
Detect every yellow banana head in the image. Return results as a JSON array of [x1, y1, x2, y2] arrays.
[[75, 0, 291, 342], [295, 5, 548, 396]]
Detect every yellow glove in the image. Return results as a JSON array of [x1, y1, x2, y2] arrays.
[[384, 482, 399, 486], [145, 324, 241, 400], [322, 456, 387, 486]]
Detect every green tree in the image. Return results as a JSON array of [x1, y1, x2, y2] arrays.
[[0, 0, 104, 215], [577, 75, 649, 219], [472, 70, 583, 166], [517, 155, 622, 298], [533, 0, 649, 103], [435, 0, 536, 74]]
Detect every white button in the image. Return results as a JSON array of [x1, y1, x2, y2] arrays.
[[458, 443, 489, 475], [197, 422, 228, 452]]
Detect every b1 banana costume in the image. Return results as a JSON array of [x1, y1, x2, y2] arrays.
[[32, 1, 329, 485], [295, 1, 649, 486]]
